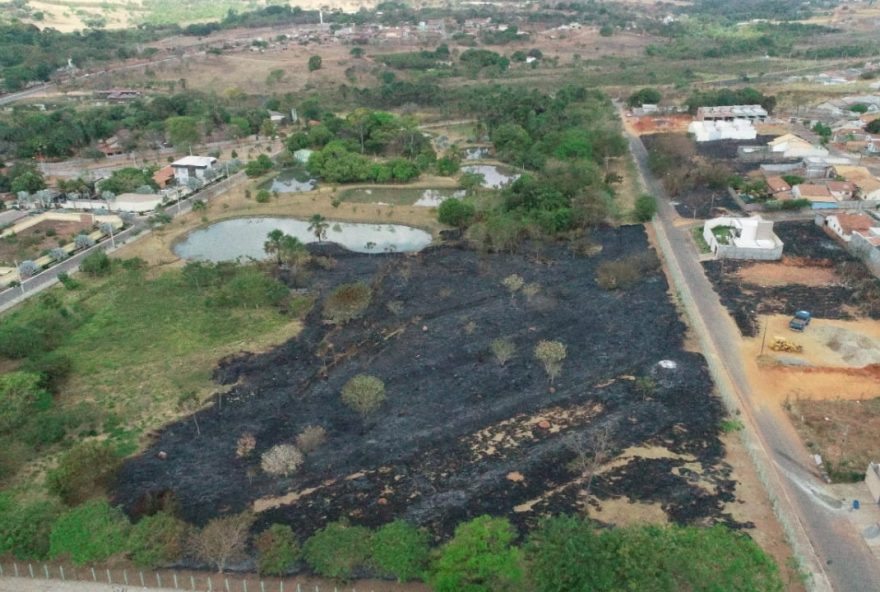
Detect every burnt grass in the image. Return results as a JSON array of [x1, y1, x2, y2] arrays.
[[114, 226, 744, 549], [704, 221, 876, 337]]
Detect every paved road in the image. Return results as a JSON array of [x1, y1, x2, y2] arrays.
[[621, 110, 880, 592]]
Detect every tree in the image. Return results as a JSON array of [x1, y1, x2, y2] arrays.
[[866, 118, 880, 134], [308, 213, 329, 241], [323, 282, 372, 324], [46, 441, 121, 506], [192, 512, 255, 573], [350, 47, 365, 58], [341, 374, 386, 416], [264, 229, 286, 264], [438, 198, 475, 228], [565, 426, 611, 515], [295, 425, 327, 453], [431, 516, 523, 592], [177, 391, 202, 436], [165, 116, 201, 148], [627, 88, 662, 108], [260, 444, 304, 477], [99, 167, 156, 194], [127, 512, 189, 568], [79, 251, 111, 276], [459, 172, 485, 194], [0, 371, 51, 433], [308, 55, 323, 71], [534, 340, 566, 385], [0, 494, 59, 560], [255, 524, 300, 576], [10, 171, 46, 194], [303, 521, 372, 579], [633, 194, 657, 222], [371, 520, 430, 582], [490, 338, 516, 366], [49, 500, 130, 565]]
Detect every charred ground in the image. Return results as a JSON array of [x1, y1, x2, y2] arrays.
[[113, 226, 742, 543]]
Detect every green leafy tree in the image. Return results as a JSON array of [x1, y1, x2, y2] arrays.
[[350, 47, 365, 58], [79, 251, 112, 276], [99, 167, 157, 194], [10, 171, 46, 194], [127, 512, 189, 568], [0, 371, 51, 433], [308, 55, 323, 71], [0, 494, 60, 560], [308, 214, 329, 242], [866, 118, 880, 134], [627, 88, 662, 107], [255, 524, 300, 576], [46, 441, 121, 506], [431, 515, 523, 592], [165, 116, 201, 148], [371, 520, 430, 582], [303, 521, 372, 579], [341, 374, 386, 416], [438, 198, 475, 228], [634, 194, 657, 222], [49, 500, 130, 565]]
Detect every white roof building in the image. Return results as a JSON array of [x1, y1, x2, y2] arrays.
[[767, 134, 829, 159], [703, 216, 783, 260], [696, 105, 768, 121], [171, 156, 218, 183], [688, 119, 757, 142]]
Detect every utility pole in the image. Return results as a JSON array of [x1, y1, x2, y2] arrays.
[[759, 316, 769, 356]]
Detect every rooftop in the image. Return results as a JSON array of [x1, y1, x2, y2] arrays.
[[766, 176, 791, 193], [795, 184, 834, 199], [834, 213, 876, 234], [171, 156, 217, 168]]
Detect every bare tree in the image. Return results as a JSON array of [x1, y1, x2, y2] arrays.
[[192, 512, 255, 573], [261, 444, 304, 477], [235, 432, 256, 458], [534, 340, 567, 385], [177, 391, 201, 436], [295, 425, 327, 453], [566, 426, 612, 516], [502, 274, 524, 297], [490, 337, 516, 367]]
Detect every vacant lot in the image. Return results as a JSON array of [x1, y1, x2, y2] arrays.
[[0, 219, 92, 267], [114, 226, 746, 546]]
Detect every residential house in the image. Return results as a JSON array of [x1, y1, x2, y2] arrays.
[[703, 216, 783, 260], [688, 120, 756, 142], [765, 176, 791, 195], [97, 136, 125, 157], [152, 165, 175, 189], [803, 155, 855, 178], [832, 165, 880, 201], [170, 156, 218, 184], [268, 110, 286, 125], [791, 183, 837, 209], [767, 134, 828, 159], [826, 181, 856, 200], [824, 213, 876, 242], [696, 105, 768, 122]]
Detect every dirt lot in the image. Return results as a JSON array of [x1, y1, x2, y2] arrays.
[[629, 114, 692, 135], [0, 219, 92, 267], [703, 221, 875, 336], [114, 227, 746, 547]]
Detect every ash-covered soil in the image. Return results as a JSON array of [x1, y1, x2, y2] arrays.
[[704, 221, 875, 336], [114, 226, 742, 543]]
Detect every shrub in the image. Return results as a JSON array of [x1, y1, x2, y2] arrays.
[[255, 524, 300, 576], [236, 432, 256, 458], [127, 512, 189, 568], [49, 500, 130, 565], [295, 425, 327, 453], [0, 371, 51, 433], [371, 520, 430, 582], [502, 273, 524, 294], [73, 234, 95, 249], [22, 351, 72, 393], [534, 340, 567, 385], [46, 441, 121, 506], [633, 194, 657, 222], [430, 516, 523, 592], [341, 374, 386, 416], [214, 268, 289, 309], [0, 494, 60, 560], [438, 198, 475, 228], [56, 272, 79, 290], [79, 250, 112, 276], [308, 55, 322, 71], [595, 252, 659, 291], [256, 189, 271, 203], [490, 338, 516, 366], [323, 282, 372, 324], [261, 444, 304, 477], [303, 521, 372, 579]]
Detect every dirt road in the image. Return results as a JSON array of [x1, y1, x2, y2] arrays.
[[620, 103, 880, 592]]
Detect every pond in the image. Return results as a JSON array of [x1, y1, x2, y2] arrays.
[[173, 217, 432, 261], [464, 147, 491, 160], [265, 168, 317, 193], [340, 187, 465, 207], [461, 165, 520, 189]]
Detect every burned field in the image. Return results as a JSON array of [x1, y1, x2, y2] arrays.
[[704, 221, 880, 336], [114, 226, 742, 543]]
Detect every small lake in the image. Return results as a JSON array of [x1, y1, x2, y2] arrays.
[[461, 165, 520, 189], [464, 147, 490, 160], [174, 217, 432, 261], [265, 168, 317, 193], [340, 187, 465, 207]]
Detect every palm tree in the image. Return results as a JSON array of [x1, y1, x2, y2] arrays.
[[308, 214, 329, 242], [264, 229, 285, 264]]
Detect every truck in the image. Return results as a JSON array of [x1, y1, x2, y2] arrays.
[[789, 310, 812, 332]]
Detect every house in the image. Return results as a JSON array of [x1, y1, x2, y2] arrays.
[[170, 156, 218, 184], [703, 216, 783, 260], [152, 165, 175, 189], [97, 136, 125, 157], [802, 155, 855, 178], [791, 183, 837, 208], [688, 120, 756, 142], [766, 176, 791, 194], [824, 213, 877, 242], [826, 181, 856, 200], [832, 165, 880, 201], [696, 105, 768, 122], [268, 110, 286, 125], [867, 463, 880, 505], [767, 134, 828, 159]]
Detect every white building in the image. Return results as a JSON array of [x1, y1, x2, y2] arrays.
[[696, 105, 768, 121], [767, 134, 828, 159], [171, 156, 218, 184], [688, 119, 756, 142], [703, 216, 783, 260]]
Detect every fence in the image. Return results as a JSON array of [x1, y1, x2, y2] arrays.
[[0, 560, 420, 592]]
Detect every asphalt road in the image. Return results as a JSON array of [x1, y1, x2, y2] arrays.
[[621, 111, 880, 592]]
